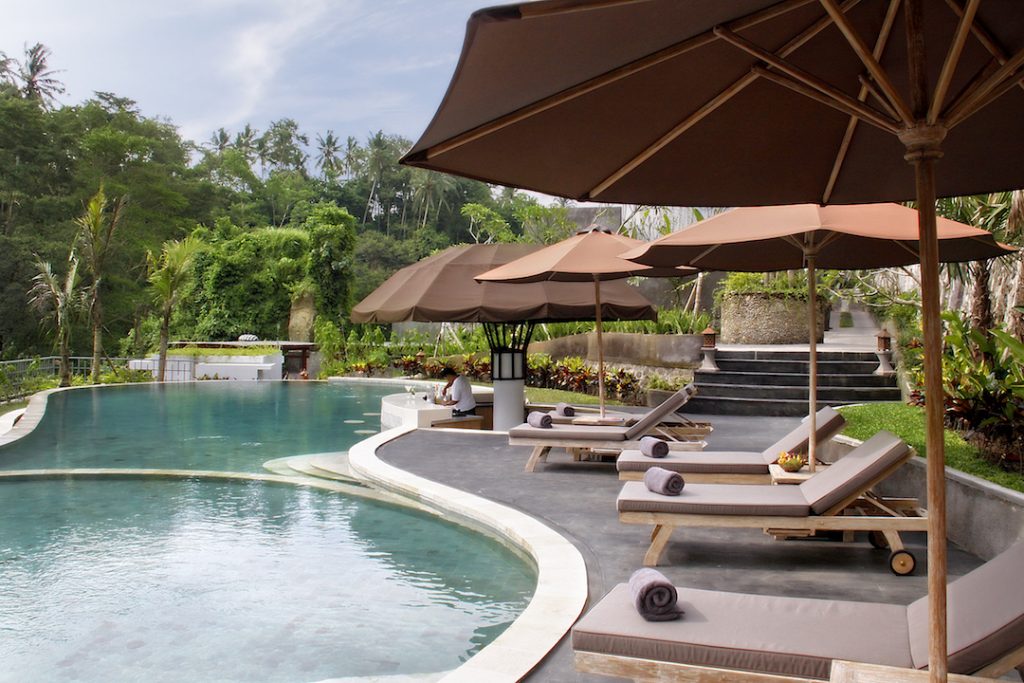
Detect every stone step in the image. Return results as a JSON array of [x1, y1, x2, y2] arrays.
[[696, 370, 898, 388], [695, 382, 902, 402], [683, 395, 856, 417], [715, 349, 879, 362], [715, 359, 882, 374]]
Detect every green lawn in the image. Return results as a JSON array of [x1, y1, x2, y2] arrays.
[[1, 398, 30, 414], [523, 386, 622, 406], [836, 402, 1024, 493]]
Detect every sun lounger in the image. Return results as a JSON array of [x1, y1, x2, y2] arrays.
[[616, 406, 847, 484], [618, 431, 926, 574], [573, 541, 1024, 682], [509, 385, 706, 472]]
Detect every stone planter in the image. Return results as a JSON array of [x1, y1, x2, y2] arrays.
[[720, 293, 828, 344]]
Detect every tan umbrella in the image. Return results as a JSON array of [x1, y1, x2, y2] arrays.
[[400, 2, 1024, 676], [475, 227, 696, 416], [623, 202, 1014, 469]]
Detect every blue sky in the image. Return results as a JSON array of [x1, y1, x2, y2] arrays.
[[2, 0, 486, 146]]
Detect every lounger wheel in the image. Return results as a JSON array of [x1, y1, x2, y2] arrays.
[[869, 530, 889, 549], [889, 549, 916, 576]]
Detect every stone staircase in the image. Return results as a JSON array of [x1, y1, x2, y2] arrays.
[[686, 349, 900, 416]]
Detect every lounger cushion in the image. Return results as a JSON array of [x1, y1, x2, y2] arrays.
[[907, 541, 1024, 673], [617, 450, 768, 475], [761, 406, 847, 464], [617, 481, 809, 517], [798, 431, 909, 515], [572, 584, 913, 680], [508, 423, 628, 441], [623, 385, 694, 440]]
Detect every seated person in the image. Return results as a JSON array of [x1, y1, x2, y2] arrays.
[[439, 367, 476, 417]]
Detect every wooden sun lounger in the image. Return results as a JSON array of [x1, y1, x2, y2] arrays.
[[617, 406, 847, 484], [618, 431, 927, 574], [572, 541, 1024, 682]]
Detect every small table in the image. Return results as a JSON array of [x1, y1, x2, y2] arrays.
[[768, 462, 828, 485]]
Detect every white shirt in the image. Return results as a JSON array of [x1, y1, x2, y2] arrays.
[[448, 375, 476, 412]]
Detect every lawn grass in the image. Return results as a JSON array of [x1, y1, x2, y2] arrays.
[[838, 311, 854, 327], [523, 386, 622, 406], [836, 402, 1024, 493], [1, 398, 31, 414]]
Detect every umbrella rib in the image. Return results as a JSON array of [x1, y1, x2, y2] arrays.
[[588, 1, 863, 199], [947, 68, 1024, 130], [893, 240, 920, 260], [943, 0, 1024, 99], [943, 44, 1024, 125], [818, 0, 915, 125], [822, 0, 902, 204], [928, 0, 980, 124], [857, 74, 900, 121], [753, 66, 900, 134]]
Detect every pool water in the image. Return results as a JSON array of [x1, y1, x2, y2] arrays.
[[0, 382, 538, 681], [0, 477, 535, 682], [0, 382, 397, 471]]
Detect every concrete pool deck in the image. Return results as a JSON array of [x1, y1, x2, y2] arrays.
[[369, 416, 986, 682]]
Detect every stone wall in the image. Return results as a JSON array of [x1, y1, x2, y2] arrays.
[[720, 293, 827, 344], [529, 332, 702, 368]]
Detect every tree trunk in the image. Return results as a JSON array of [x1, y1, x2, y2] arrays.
[[91, 298, 103, 383], [1011, 257, 1024, 339], [969, 260, 993, 331], [157, 307, 171, 382], [58, 333, 71, 388]]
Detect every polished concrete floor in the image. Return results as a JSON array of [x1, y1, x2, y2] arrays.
[[376, 416, 983, 682]]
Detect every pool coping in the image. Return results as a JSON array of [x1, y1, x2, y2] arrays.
[[348, 425, 589, 682]]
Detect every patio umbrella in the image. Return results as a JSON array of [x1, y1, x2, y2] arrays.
[[475, 226, 697, 416], [400, 1, 1024, 676], [350, 243, 656, 429], [623, 202, 1014, 469]]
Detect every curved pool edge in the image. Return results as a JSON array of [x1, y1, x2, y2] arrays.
[[348, 426, 589, 683]]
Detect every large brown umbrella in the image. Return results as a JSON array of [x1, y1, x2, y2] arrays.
[[401, 2, 1024, 676], [475, 227, 696, 416], [623, 202, 1014, 468]]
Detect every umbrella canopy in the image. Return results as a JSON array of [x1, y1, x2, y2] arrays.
[[401, 2, 1024, 677], [475, 227, 696, 415], [624, 202, 1015, 466], [350, 243, 657, 324]]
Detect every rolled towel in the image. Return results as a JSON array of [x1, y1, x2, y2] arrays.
[[644, 466, 684, 496], [555, 402, 575, 417], [527, 411, 553, 429], [628, 567, 684, 622], [639, 436, 669, 458]]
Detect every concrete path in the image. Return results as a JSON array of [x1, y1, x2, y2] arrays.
[[376, 416, 982, 682]]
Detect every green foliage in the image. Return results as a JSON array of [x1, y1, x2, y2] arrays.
[[163, 345, 279, 357], [303, 203, 356, 321], [838, 402, 1024, 494], [716, 271, 811, 302], [535, 308, 711, 339], [313, 317, 344, 362], [838, 311, 854, 328]]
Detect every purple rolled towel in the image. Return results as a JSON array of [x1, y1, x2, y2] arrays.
[[527, 411, 553, 428], [644, 466, 684, 496], [639, 436, 669, 458], [628, 567, 684, 622], [555, 402, 575, 417]]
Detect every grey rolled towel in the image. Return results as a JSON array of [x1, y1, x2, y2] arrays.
[[555, 402, 575, 417], [644, 466, 684, 496], [628, 567, 684, 622], [639, 436, 669, 458], [527, 411, 553, 428]]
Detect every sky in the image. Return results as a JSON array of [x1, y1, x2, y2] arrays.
[[2, 0, 487, 147]]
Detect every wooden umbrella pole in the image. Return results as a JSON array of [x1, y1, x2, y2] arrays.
[[806, 249, 819, 472], [594, 276, 607, 417]]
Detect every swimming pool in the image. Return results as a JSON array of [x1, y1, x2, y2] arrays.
[[0, 382, 538, 681]]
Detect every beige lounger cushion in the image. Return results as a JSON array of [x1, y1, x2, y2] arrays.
[[617, 450, 768, 475], [508, 423, 628, 441], [623, 384, 696, 439], [572, 584, 913, 680], [798, 431, 909, 514], [617, 481, 810, 517], [907, 541, 1024, 673], [763, 406, 846, 464]]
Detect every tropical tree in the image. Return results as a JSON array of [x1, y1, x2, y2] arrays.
[[28, 250, 84, 387], [233, 124, 258, 164], [18, 43, 65, 108], [76, 186, 126, 382], [315, 130, 342, 180], [342, 135, 362, 179], [148, 236, 202, 381], [208, 127, 231, 153]]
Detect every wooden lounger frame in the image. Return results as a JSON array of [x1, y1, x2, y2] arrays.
[[512, 437, 706, 473], [621, 450, 927, 573], [574, 642, 1024, 682], [619, 470, 770, 484]]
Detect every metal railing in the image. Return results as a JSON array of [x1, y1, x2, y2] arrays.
[[0, 356, 194, 403]]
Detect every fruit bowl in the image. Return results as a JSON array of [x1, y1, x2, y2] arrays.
[[776, 451, 807, 473]]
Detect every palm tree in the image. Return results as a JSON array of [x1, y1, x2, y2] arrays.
[[316, 131, 342, 180], [208, 128, 231, 153], [77, 186, 126, 383], [148, 236, 202, 382], [28, 250, 84, 387], [0, 51, 17, 88], [342, 136, 362, 179], [233, 124, 258, 161], [361, 131, 391, 224], [18, 43, 65, 108]]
